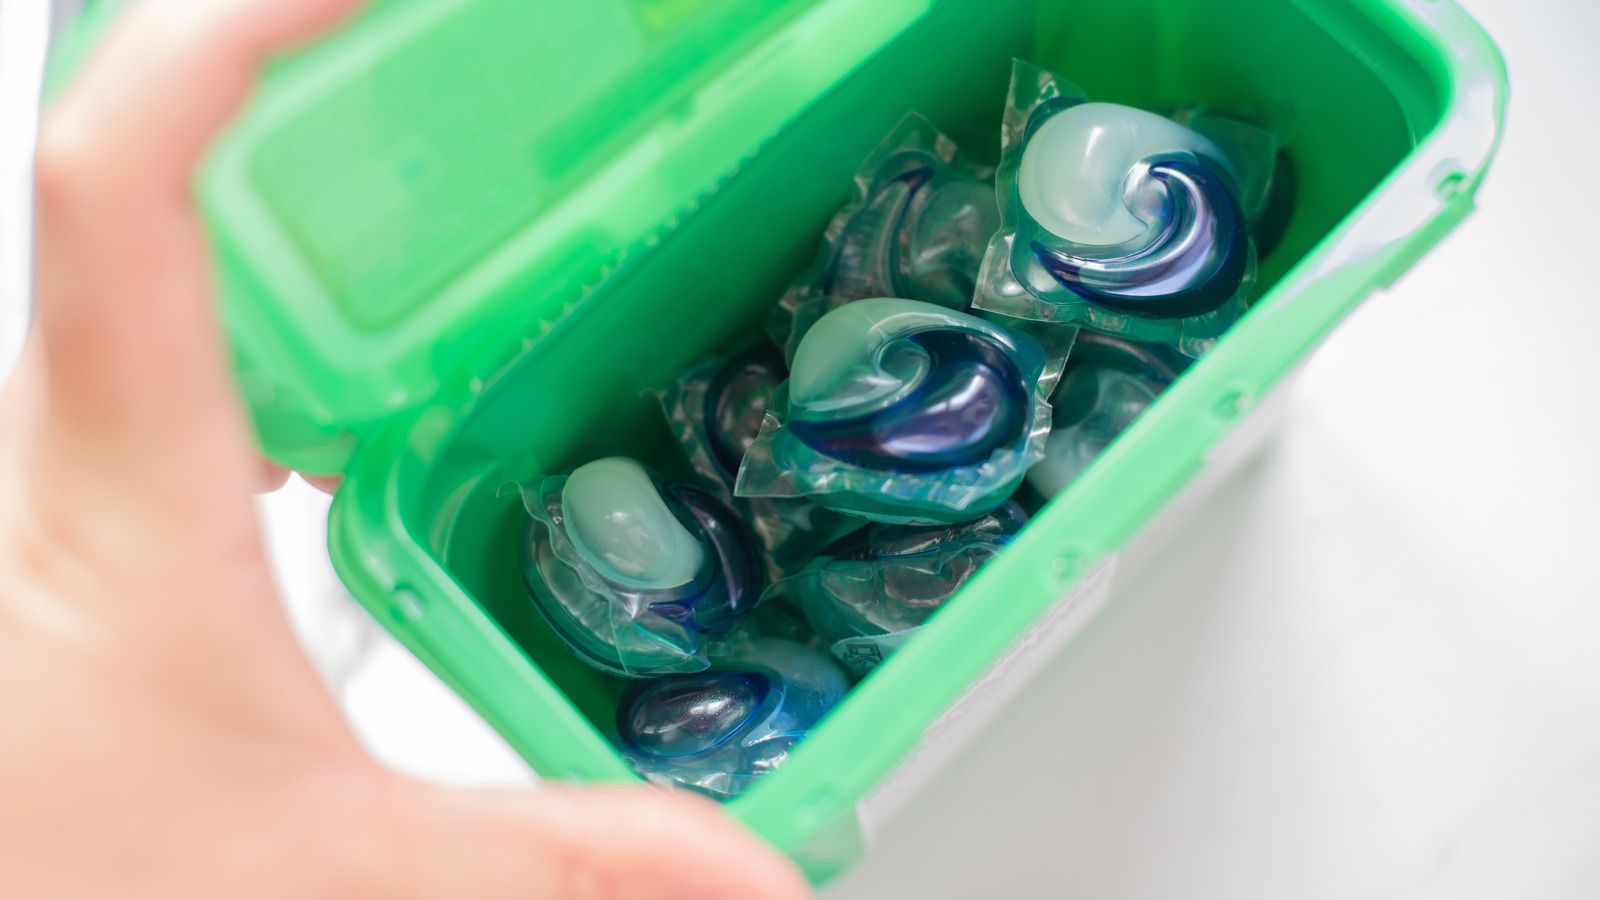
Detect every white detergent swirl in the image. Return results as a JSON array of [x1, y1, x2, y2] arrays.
[[561, 457, 705, 591], [1018, 102, 1233, 247]]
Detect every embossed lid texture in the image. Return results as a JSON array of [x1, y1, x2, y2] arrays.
[[192, 0, 931, 470]]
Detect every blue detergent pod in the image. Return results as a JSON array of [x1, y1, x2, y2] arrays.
[[974, 60, 1280, 358], [736, 298, 1065, 525], [656, 345, 860, 577], [616, 639, 849, 799], [768, 114, 999, 362], [775, 501, 1027, 678], [703, 345, 789, 476], [513, 457, 764, 677], [1026, 332, 1189, 497]]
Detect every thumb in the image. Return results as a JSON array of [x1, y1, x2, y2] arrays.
[[387, 780, 814, 900], [32, 0, 366, 511]]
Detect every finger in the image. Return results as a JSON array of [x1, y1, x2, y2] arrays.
[[300, 473, 344, 495], [47, 0, 366, 186], [259, 461, 293, 494], [253, 464, 341, 495], [387, 781, 814, 900], [31, 0, 365, 500], [256, 464, 341, 495]]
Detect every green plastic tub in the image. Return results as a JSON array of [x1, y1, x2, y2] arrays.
[[67, 0, 1506, 882]]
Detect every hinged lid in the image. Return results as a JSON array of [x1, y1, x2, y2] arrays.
[[195, 0, 932, 472]]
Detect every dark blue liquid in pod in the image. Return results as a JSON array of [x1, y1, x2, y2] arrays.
[[703, 347, 786, 477], [1033, 157, 1248, 320], [789, 329, 1030, 474], [620, 672, 771, 759], [827, 165, 931, 294], [647, 485, 763, 637]]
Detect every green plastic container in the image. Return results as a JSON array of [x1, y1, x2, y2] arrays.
[[71, 0, 1507, 882]]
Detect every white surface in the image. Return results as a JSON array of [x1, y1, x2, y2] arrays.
[[0, 0, 49, 382], [6, 0, 1600, 895]]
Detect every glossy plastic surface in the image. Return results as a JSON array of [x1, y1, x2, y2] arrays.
[[513, 457, 763, 676], [776, 501, 1027, 677], [737, 298, 1063, 524], [767, 114, 998, 361], [1027, 332, 1190, 497], [974, 62, 1278, 357], [657, 345, 859, 576], [616, 640, 850, 799]]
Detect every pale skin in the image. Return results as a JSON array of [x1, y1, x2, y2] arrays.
[[0, 1, 813, 897]]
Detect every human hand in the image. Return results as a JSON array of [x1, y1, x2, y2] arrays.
[[0, 1, 812, 898]]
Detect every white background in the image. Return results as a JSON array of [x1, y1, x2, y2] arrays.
[[6, 0, 1600, 896]]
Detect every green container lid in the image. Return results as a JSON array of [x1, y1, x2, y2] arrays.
[[179, 0, 930, 472]]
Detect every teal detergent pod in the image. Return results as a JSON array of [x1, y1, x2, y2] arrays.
[[615, 639, 849, 799], [512, 457, 764, 677], [736, 298, 1064, 525], [975, 60, 1282, 358]]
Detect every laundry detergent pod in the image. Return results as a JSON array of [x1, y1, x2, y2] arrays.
[[776, 501, 1027, 678], [975, 60, 1280, 357], [656, 345, 860, 577], [1027, 331, 1189, 497], [737, 298, 1064, 525], [616, 639, 849, 799], [513, 457, 763, 677]]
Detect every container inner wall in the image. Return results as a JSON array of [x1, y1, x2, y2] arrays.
[[396, 0, 1417, 743]]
